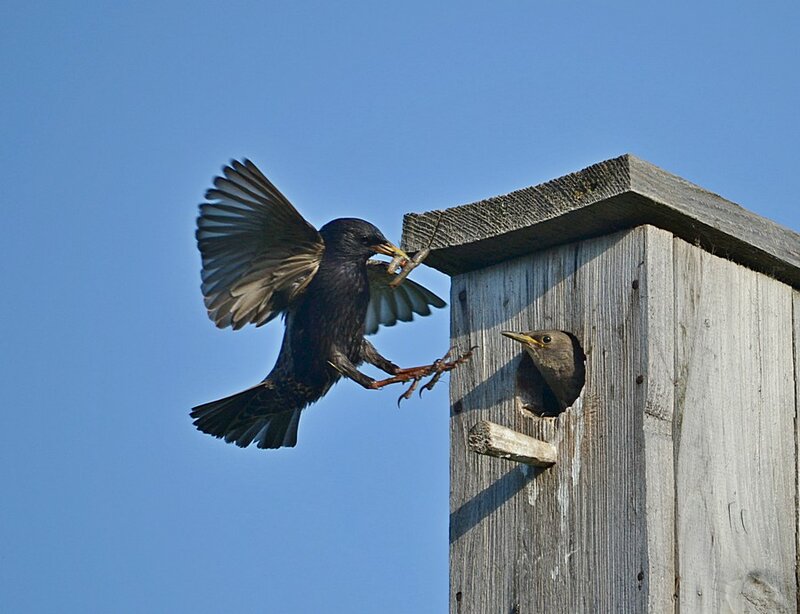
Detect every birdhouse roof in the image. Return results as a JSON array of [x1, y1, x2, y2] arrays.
[[401, 154, 800, 288]]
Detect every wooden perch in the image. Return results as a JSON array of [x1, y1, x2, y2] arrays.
[[467, 420, 557, 467]]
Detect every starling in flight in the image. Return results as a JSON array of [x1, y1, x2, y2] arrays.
[[191, 159, 454, 449], [501, 330, 585, 411]]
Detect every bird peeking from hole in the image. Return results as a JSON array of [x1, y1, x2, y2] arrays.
[[191, 159, 472, 449], [501, 330, 586, 414]]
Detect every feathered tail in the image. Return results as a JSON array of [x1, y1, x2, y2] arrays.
[[190, 380, 306, 449]]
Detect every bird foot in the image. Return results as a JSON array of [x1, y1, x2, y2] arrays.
[[370, 346, 477, 404]]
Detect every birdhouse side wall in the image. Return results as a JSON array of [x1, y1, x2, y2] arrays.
[[672, 238, 796, 612]]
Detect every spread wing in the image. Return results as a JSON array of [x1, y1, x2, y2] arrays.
[[196, 159, 324, 330], [364, 261, 446, 335]]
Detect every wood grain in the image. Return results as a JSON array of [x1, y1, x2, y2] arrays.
[[449, 225, 676, 612], [641, 228, 677, 613], [795, 290, 800, 614], [468, 420, 557, 466], [673, 239, 796, 613]]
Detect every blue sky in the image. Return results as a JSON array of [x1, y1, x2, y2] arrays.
[[2, 2, 798, 612]]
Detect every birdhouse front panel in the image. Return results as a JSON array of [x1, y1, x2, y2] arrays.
[[448, 225, 670, 612]]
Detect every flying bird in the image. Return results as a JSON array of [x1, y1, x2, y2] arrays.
[[191, 159, 454, 449], [501, 330, 585, 411]]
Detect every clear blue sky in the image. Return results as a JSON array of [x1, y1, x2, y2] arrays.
[[2, 2, 798, 612]]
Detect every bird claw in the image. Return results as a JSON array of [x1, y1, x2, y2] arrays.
[[370, 346, 477, 404], [397, 378, 421, 406], [418, 371, 443, 397]]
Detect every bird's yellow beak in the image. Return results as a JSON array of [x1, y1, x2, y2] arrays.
[[501, 331, 545, 348], [372, 241, 409, 260]]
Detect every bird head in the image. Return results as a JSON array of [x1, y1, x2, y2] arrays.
[[319, 218, 408, 262], [500, 330, 576, 363]]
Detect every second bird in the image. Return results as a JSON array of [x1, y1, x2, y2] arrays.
[[191, 159, 447, 449], [501, 329, 586, 411]]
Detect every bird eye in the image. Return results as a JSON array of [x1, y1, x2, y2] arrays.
[[542, 335, 552, 344]]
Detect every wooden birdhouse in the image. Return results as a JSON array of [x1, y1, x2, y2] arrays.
[[401, 155, 800, 613]]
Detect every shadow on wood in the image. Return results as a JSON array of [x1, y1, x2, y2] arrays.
[[449, 464, 547, 543]]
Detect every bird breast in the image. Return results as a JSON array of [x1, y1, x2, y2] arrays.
[[284, 259, 371, 374]]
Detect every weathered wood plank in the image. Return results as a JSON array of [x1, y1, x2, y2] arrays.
[[402, 155, 800, 289], [793, 290, 800, 614], [641, 228, 677, 613], [673, 239, 796, 613], [468, 420, 557, 466], [449, 225, 676, 612]]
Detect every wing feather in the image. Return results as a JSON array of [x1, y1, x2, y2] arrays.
[[391, 285, 414, 322], [364, 261, 446, 335], [196, 159, 324, 329]]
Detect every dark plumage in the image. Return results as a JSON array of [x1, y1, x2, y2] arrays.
[[191, 160, 445, 449]]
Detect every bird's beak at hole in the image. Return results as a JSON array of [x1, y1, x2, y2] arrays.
[[501, 331, 545, 348], [372, 241, 409, 260]]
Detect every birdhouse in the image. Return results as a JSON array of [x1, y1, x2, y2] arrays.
[[401, 155, 800, 613]]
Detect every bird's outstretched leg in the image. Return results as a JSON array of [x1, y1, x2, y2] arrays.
[[369, 346, 476, 403], [331, 344, 476, 403], [360, 339, 401, 375], [327, 349, 377, 389]]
